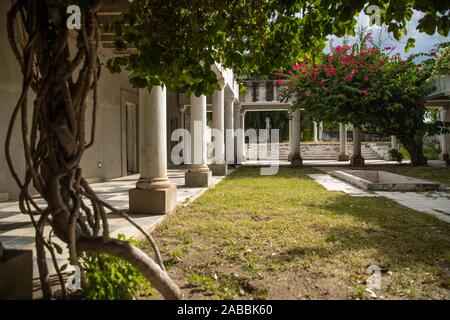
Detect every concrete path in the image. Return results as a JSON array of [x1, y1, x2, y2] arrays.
[[307, 173, 450, 224], [376, 191, 450, 224], [0, 168, 231, 279], [307, 174, 378, 197]]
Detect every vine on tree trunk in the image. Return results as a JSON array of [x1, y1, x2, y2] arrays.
[[6, 0, 180, 299]]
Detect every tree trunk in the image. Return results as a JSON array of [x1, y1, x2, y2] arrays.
[[6, 0, 181, 299], [398, 135, 428, 166]]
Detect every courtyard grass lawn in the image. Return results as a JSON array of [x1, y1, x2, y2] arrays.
[[362, 164, 450, 185], [147, 167, 450, 300]]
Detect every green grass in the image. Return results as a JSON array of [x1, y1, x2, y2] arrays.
[[148, 167, 450, 299]]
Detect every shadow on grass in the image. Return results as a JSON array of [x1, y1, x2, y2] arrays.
[[272, 193, 450, 272]]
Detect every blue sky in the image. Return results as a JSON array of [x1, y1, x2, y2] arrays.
[[327, 11, 449, 60]]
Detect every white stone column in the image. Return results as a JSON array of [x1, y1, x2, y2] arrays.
[[390, 135, 398, 150], [290, 109, 302, 166], [440, 107, 449, 160], [288, 118, 293, 161], [210, 87, 227, 175], [179, 106, 186, 164], [319, 121, 324, 142], [225, 97, 235, 165], [351, 127, 365, 166], [234, 104, 242, 165], [185, 94, 212, 187], [313, 121, 318, 142], [239, 110, 246, 163], [258, 82, 266, 102], [338, 123, 349, 161], [273, 81, 278, 101], [129, 86, 177, 214]]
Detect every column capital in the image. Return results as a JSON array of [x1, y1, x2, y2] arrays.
[[179, 105, 186, 113]]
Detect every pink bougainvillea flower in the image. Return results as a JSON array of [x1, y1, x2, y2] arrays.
[[363, 77, 369, 82], [430, 51, 437, 56], [417, 64, 423, 68], [292, 64, 300, 71], [360, 89, 368, 95], [276, 79, 285, 84], [350, 68, 358, 75], [334, 45, 349, 53], [319, 81, 326, 86], [274, 71, 285, 76], [328, 68, 336, 75], [343, 75, 352, 82]]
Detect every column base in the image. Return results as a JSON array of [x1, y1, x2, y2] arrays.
[[209, 163, 228, 176], [338, 154, 349, 161], [290, 153, 303, 167], [129, 185, 177, 215], [185, 170, 212, 187], [350, 155, 365, 166]]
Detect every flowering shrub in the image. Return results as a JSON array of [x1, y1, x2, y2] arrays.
[[281, 34, 441, 166], [430, 42, 450, 80]]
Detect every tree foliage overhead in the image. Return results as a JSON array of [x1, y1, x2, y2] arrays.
[[106, 0, 449, 96]]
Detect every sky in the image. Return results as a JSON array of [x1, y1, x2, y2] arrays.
[[327, 10, 449, 61]]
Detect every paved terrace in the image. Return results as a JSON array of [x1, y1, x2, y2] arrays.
[[0, 168, 232, 283]]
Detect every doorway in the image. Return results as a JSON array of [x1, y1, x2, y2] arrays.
[[126, 103, 138, 174]]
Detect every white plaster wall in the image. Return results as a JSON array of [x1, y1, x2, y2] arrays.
[[0, 1, 31, 199], [0, 2, 137, 199]]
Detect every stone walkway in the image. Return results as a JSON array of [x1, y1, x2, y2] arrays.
[[307, 172, 450, 224], [0, 168, 231, 279], [307, 174, 377, 197], [376, 191, 450, 224]]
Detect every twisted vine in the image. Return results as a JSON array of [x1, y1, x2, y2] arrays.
[[6, 0, 180, 299]]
